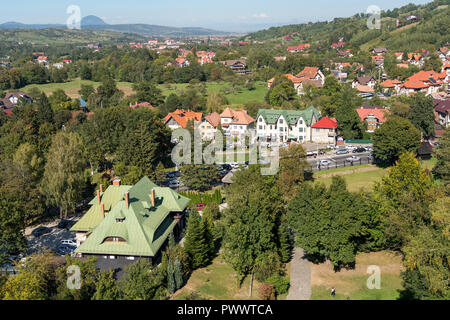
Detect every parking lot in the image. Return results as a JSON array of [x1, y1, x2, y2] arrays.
[[25, 218, 79, 256]]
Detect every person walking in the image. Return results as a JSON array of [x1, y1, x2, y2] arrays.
[[331, 287, 336, 297]]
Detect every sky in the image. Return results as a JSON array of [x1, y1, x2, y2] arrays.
[[0, 0, 433, 32]]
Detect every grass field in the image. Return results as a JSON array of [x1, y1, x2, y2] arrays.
[[314, 165, 387, 192], [22, 80, 268, 105], [313, 158, 437, 192], [22, 79, 135, 98], [159, 81, 267, 105], [310, 251, 404, 300], [172, 255, 262, 300]]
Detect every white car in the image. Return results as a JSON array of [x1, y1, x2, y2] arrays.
[[320, 160, 332, 166], [346, 145, 357, 150], [61, 240, 77, 247], [347, 156, 361, 162], [169, 180, 181, 188], [230, 162, 239, 169]]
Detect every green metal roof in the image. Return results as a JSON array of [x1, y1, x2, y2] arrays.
[[72, 185, 132, 232], [75, 177, 190, 257], [257, 106, 321, 127]]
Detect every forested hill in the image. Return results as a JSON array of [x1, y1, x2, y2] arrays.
[[245, 0, 449, 51], [0, 28, 148, 45]]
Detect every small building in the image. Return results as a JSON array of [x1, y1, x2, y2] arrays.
[[418, 142, 433, 160], [311, 117, 338, 144], [352, 76, 376, 89], [356, 105, 390, 132], [164, 109, 203, 130]]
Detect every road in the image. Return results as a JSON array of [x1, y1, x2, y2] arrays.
[[307, 152, 373, 172]]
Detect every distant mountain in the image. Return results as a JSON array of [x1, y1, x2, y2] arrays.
[[81, 15, 107, 27], [0, 15, 228, 38]]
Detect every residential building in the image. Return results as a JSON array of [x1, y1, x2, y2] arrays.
[[356, 105, 390, 132], [220, 107, 255, 137], [164, 109, 203, 130], [399, 70, 446, 96], [71, 177, 190, 262], [0, 92, 33, 109], [222, 60, 250, 74], [311, 117, 338, 144], [199, 112, 220, 140], [379, 79, 402, 94], [434, 99, 450, 128], [352, 76, 376, 89], [256, 106, 321, 143], [372, 48, 387, 55], [296, 67, 325, 85]]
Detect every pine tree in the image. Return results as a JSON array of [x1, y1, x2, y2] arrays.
[[36, 92, 54, 125], [184, 210, 211, 269], [278, 221, 294, 263], [174, 258, 183, 290], [167, 261, 175, 294]]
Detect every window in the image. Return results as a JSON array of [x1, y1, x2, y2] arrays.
[[280, 127, 284, 132], [299, 128, 304, 133], [259, 125, 263, 130], [279, 119, 284, 124], [299, 136, 304, 141], [299, 119, 303, 125], [270, 125, 273, 130], [259, 117, 263, 122]]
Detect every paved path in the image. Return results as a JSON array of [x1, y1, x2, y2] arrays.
[[286, 248, 311, 300]]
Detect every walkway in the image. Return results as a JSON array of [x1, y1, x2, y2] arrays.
[[286, 248, 311, 300]]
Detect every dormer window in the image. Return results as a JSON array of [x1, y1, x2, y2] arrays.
[[116, 218, 125, 223]]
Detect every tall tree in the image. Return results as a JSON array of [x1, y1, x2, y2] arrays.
[[184, 210, 212, 269], [373, 116, 421, 166], [373, 152, 433, 248], [40, 131, 87, 219], [36, 92, 54, 125], [408, 93, 435, 139], [92, 271, 122, 300], [433, 129, 450, 185]]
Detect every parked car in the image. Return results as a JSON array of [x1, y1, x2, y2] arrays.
[[194, 203, 206, 211], [57, 220, 75, 230], [327, 145, 338, 150], [230, 162, 239, 169], [61, 240, 77, 247], [31, 226, 52, 238], [346, 145, 357, 150], [353, 147, 366, 153], [346, 156, 361, 162], [320, 160, 332, 166], [222, 164, 232, 171], [57, 245, 76, 255], [336, 149, 349, 155], [169, 180, 180, 188]]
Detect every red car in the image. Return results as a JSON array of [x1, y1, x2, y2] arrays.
[[194, 203, 206, 211]]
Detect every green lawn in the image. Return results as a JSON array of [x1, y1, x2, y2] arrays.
[[314, 165, 387, 192], [22, 80, 267, 106], [22, 79, 135, 98], [172, 255, 262, 300], [311, 274, 403, 300], [310, 251, 404, 301], [158, 81, 267, 105]]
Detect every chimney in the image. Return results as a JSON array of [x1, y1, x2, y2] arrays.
[[125, 192, 129, 209], [97, 190, 100, 204], [100, 184, 103, 193], [101, 204, 105, 218], [151, 189, 156, 207]]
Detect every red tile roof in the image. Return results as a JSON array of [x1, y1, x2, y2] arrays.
[[356, 107, 390, 123], [296, 67, 320, 79], [312, 117, 337, 129], [220, 107, 254, 125], [204, 112, 221, 127], [164, 109, 203, 128]]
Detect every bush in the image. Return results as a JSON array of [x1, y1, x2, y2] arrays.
[[266, 274, 290, 296], [258, 283, 275, 300]]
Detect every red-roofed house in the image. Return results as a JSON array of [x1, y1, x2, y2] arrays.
[[379, 79, 402, 94], [356, 106, 390, 132], [220, 107, 255, 137], [400, 70, 446, 95], [311, 117, 338, 144], [199, 112, 221, 140], [164, 109, 203, 130], [37, 56, 48, 64]]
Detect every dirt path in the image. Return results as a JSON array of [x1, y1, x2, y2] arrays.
[[286, 248, 311, 300]]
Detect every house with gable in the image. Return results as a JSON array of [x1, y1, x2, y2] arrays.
[[356, 105, 390, 132], [220, 107, 255, 137], [72, 177, 190, 262], [256, 106, 321, 143], [164, 109, 203, 130], [311, 117, 338, 144]]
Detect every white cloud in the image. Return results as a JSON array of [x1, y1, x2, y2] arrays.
[[252, 13, 269, 19]]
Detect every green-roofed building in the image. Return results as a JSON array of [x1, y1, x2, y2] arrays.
[[71, 177, 190, 263], [256, 106, 322, 143]]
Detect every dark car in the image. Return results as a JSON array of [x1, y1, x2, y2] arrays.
[[32, 226, 52, 238], [57, 220, 75, 230], [57, 245, 76, 256], [222, 164, 232, 171], [352, 147, 366, 153]]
